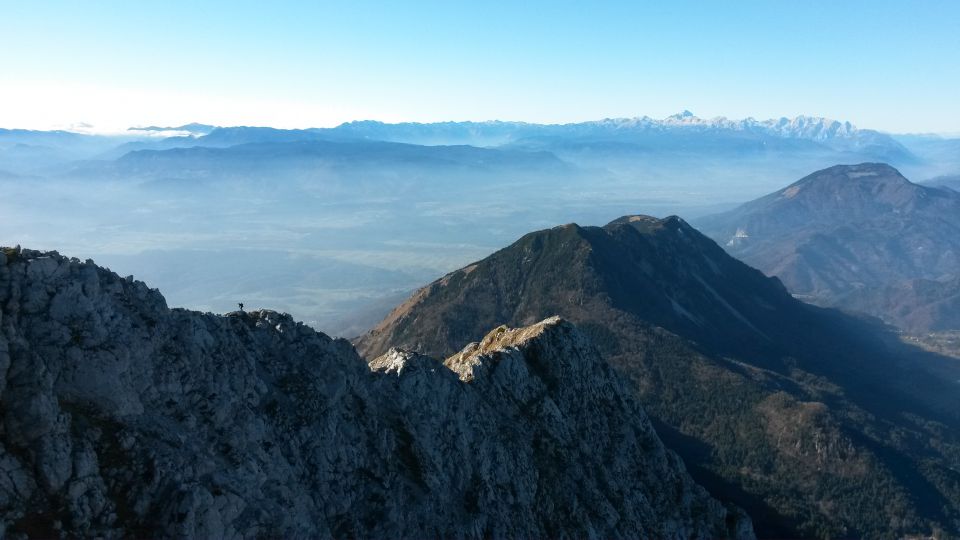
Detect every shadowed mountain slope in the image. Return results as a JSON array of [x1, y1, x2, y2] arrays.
[[357, 215, 960, 538], [0, 246, 748, 538]]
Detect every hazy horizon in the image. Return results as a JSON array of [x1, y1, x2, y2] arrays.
[[4, 110, 960, 138]]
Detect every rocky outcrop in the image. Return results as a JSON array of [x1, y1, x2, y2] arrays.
[[0, 247, 748, 538]]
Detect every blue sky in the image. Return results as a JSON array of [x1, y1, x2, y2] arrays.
[[1, 0, 957, 133]]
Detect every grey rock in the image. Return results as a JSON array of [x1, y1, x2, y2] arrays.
[[0, 248, 750, 538]]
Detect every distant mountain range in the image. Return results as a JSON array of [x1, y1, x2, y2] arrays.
[[0, 112, 927, 170], [126, 122, 217, 136], [696, 163, 960, 331], [334, 111, 905, 151], [113, 112, 915, 162], [356, 214, 960, 538]]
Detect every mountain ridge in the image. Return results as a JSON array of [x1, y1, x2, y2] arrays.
[[93, 112, 912, 159], [230, 113, 913, 160], [2, 113, 923, 177], [696, 163, 960, 330], [0, 245, 747, 538], [356, 213, 960, 538]]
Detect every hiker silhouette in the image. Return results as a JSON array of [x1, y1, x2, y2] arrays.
[[238, 302, 244, 311]]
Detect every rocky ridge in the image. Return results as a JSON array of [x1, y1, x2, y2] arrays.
[[0, 246, 748, 538], [356, 214, 960, 538]]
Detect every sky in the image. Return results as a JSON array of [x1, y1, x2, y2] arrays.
[[0, 0, 958, 134]]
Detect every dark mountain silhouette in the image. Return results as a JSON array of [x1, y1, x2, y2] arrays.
[[696, 163, 960, 331], [0, 247, 748, 538], [357, 214, 960, 538]]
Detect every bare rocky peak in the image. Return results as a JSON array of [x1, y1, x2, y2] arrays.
[[443, 317, 568, 381], [0, 247, 749, 538]]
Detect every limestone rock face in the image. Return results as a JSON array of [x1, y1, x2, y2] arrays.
[[0, 248, 749, 539]]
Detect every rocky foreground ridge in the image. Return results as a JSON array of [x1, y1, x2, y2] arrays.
[[0, 247, 750, 538]]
